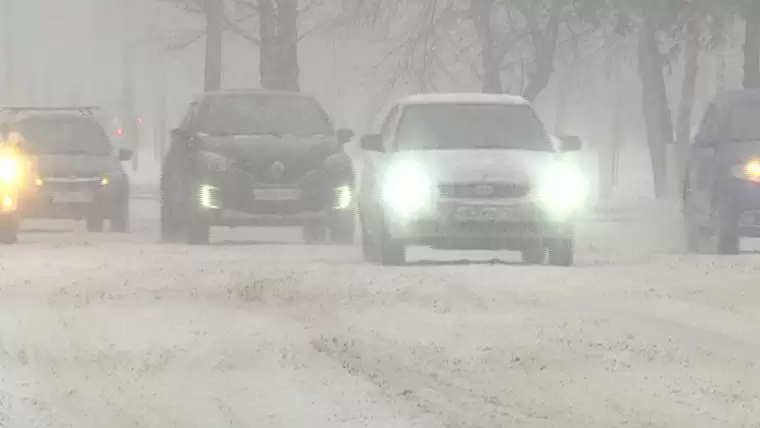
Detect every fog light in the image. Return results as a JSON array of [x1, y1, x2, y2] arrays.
[[199, 184, 219, 209], [2, 195, 13, 210], [334, 186, 352, 209], [100, 176, 109, 186], [34, 177, 43, 186]]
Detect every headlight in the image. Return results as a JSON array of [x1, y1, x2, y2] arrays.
[[0, 157, 19, 183], [731, 159, 760, 183], [535, 161, 589, 219], [334, 185, 352, 210], [380, 159, 436, 217], [199, 184, 220, 209], [200, 151, 230, 172]]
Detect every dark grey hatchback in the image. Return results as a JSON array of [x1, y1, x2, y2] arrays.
[[683, 90, 760, 254], [1, 107, 133, 233]]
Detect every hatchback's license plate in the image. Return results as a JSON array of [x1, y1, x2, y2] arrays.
[[454, 205, 518, 221], [53, 191, 92, 203], [253, 188, 301, 201]]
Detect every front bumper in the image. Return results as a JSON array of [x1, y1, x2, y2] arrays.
[[20, 177, 122, 220], [198, 183, 354, 227], [384, 199, 576, 249]]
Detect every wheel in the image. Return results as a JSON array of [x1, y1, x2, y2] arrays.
[[378, 223, 406, 265], [547, 238, 575, 266], [110, 193, 130, 233], [682, 184, 701, 253], [160, 195, 181, 243], [361, 226, 378, 262], [86, 209, 104, 232], [521, 241, 546, 264], [183, 207, 210, 245], [706, 202, 739, 255], [304, 222, 327, 243], [330, 210, 355, 244], [0, 215, 18, 244]]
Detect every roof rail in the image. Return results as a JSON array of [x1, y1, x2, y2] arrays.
[[0, 106, 101, 118]]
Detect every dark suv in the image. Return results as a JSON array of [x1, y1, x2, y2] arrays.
[[683, 89, 760, 254], [0, 107, 132, 233], [160, 90, 356, 245]]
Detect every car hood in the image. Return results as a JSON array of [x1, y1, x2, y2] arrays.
[[388, 149, 561, 183], [34, 154, 116, 178], [198, 133, 340, 159]]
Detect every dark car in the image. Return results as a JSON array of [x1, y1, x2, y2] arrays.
[[0, 107, 133, 233], [160, 90, 356, 245], [683, 89, 760, 254]]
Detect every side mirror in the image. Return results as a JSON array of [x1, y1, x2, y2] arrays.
[[693, 132, 715, 148], [336, 128, 354, 144], [170, 128, 196, 140], [360, 134, 383, 152], [117, 148, 133, 161], [558, 135, 582, 152]]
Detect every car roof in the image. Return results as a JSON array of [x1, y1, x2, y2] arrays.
[[712, 89, 760, 107], [3, 110, 98, 124], [397, 92, 530, 107], [198, 89, 315, 101]]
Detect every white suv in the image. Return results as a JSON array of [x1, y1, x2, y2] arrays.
[[357, 93, 587, 265]]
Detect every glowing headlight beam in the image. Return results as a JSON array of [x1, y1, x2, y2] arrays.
[[334, 185, 352, 210], [535, 162, 589, 219], [0, 157, 19, 183], [199, 184, 220, 209], [380, 159, 436, 218], [733, 159, 760, 183]]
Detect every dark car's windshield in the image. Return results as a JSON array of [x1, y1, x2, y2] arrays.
[[197, 94, 334, 137], [394, 103, 553, 151], [729, 102, 760, 141], [14, 116, 112, 155]]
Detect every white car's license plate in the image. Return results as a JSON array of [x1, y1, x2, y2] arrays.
[[52, 191, 93, 203], [253, 188, 301, 201], [454, 205, 518, 221]]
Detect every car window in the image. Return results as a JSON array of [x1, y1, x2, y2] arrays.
[[197, 94, 334, 137], [394, 103, 553, 151], [728, 102, 760, 141], [379, 105, 399, 140], [15, 116, 112, 155]]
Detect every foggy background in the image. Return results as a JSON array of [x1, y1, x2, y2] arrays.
[[1, 0, 755, 201]]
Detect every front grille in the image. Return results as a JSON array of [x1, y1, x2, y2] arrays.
[[438, 183, 530, 199], [232, 158, 324, 184]]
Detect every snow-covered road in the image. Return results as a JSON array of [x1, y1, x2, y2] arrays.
[[1, 198, 760, 427]]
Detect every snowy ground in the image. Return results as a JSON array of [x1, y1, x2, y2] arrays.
[[1, 195, 760, 427]]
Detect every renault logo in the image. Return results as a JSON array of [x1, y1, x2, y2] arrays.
[[270, 161, 285, 181], [474, 185, 494, 196]]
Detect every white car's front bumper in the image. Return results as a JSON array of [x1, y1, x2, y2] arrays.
[[384, 198, 576, 250]]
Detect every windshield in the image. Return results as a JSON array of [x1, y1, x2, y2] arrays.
[[197, 94, 334, 136], [729, 102, 760, 141], [13, 116, 112, 155], [394, 103, 553, 151]]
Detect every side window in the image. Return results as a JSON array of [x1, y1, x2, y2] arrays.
[[379, 105, 399, 140], [695, 104, 718, 142], [180, 101, 200, 130]]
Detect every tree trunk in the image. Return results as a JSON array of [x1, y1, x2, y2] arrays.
[[743, 2, 760, 88], [258, 0, 279, 89], [637, 15, 673, 199], [276, 0, 300, 91], [203, 0, 224, 91], [522, 0, 561, 101], [675, 15, 700, 187], [471, 0, 501, 93]]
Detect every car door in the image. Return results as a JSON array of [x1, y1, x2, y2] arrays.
[[360, 104, 401, 231], [689, 103, 722, 221]]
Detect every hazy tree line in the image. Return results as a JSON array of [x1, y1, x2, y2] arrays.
[[158, 0, 759, 199]]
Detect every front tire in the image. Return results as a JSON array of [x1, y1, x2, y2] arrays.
[[706, 203, 739, 255], [304, 221, 327, 243], [110, 193, 130, 233], [521, 241, 546, 264], [330, 210, 355, 244], [378, 222, 406, 265], [0, 215, 18, 244], [547, 238, 575, 266]]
